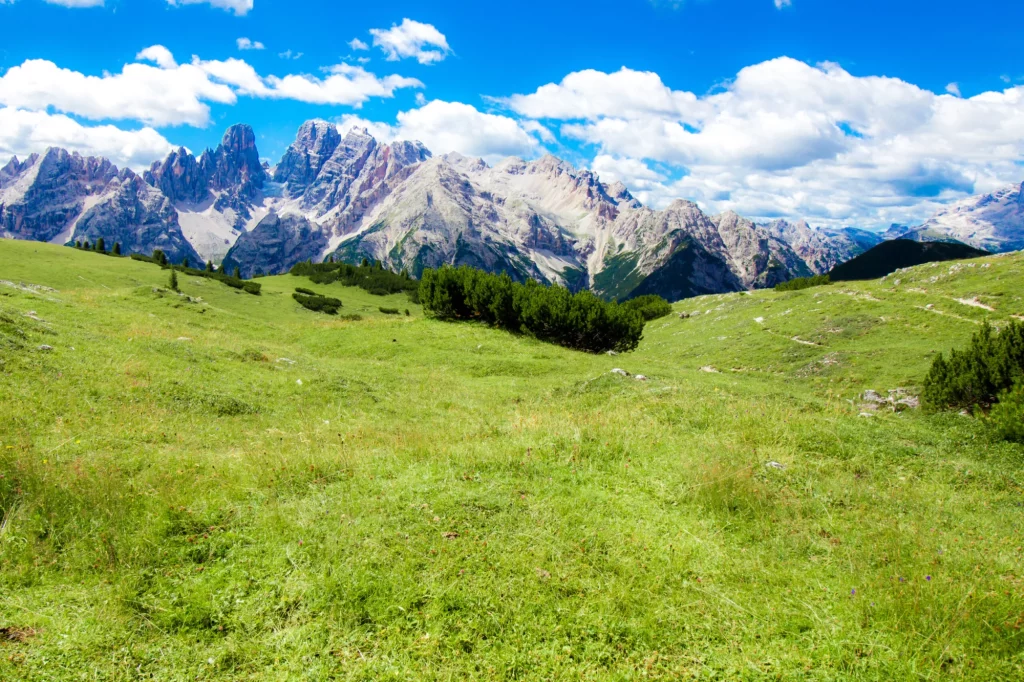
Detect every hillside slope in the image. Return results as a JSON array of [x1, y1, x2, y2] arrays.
[[829, 239, 990, 281], [1, 239, 1022, 680]]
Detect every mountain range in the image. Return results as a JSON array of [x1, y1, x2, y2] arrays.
[[3, 121, 1022, 301]]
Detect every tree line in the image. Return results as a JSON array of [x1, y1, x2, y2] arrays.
[[418, 265, 647, 353], [290, 258, 418, 299]]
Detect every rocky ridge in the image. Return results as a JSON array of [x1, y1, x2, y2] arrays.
[[3, 120, 910, 301]]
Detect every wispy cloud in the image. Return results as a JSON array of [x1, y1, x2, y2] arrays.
[[237, 37, 265, 51], [166, 0, 253, 17]]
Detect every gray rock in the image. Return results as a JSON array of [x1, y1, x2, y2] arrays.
[[37, 344, 53, 351], [74, 171, 201, 265], [221, 212, 328, 278], [273, 119, 342, 195], [611, 368, 630, 377]]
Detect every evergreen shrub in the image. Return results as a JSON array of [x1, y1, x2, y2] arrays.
[[418, 265, 645, 353]]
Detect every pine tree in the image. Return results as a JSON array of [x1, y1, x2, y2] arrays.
[[84, 241, 91, 251], [169, 269, 179, 291], [233, 267, 241, 279], [361, 257, 370, 268], [96, 237, 106, 253], [206, 260, 214, 272], [112, 242, 121, 256], [75, 240, 82, 249], [153, 249, 166, 265], [181, 255, 189, 269]]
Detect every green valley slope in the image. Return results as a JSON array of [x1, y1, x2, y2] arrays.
[[0, 239, 1022, 680]]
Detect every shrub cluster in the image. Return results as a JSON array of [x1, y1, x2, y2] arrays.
[[621, 294, 673, 321], [72, 240, 123, 257], [922, 321, 1024, 412], [131, 250, 169, 266], [379, 307, 400, 315], [293, 290, 343, 315], [990, 384, 1024, 443], [290, 260, 417, 298], [775, 275, 831, 292], [178, 265, 261, 295], [131, 251, 260, 295], [419, 266, 645, 353]]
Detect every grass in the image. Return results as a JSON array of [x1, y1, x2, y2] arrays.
[[0, 239, 1023, 680]]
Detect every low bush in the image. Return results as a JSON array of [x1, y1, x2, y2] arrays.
[[621, 294, 673, 321], [990, 384, 1024, 443], [339, 314, 363, 321], [295, 287, 318, 296], [175, 265, 261, 295], [922, 321, 1024, 411], [379, 307, 400, 315], [290, 260, 417, 299], [419, 265, 645, 353], [775, 275, 831, 292], [129, 252, 261, 295], [293, 292, 343, 315]]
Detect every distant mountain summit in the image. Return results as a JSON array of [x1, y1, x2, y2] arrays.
[[2, 121, 903, 301], [0, 147, 200, 264], [885, 182, 1024, 253], [143, 124, 268, 261]]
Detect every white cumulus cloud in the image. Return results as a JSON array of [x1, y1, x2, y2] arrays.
[[348, 38, 369, 51], [339, 100, 540, 164], [0, 108, 174, 170], [0, 46, 422, 127], [774, 0, 792, 8], [504, 57, 1024, 228], [369, 18, 450, 65]]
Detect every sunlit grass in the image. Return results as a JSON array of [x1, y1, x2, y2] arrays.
[[0, 239, 1022, 679]]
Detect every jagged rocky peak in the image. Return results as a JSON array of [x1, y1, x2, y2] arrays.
[[443, 152, 488, 174], [145, 146, 209, 205], [389, 139, 432, 168], [273, 119, 343, 191], [605, 181, 635, 204], [205, 123, 266, 197]]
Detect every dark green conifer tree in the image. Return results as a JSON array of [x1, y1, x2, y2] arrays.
[[95, 237, 106, 253], [206, 260, 214, 272], [233, 266, 241, 279], [181, 255, 189, 268], [112, 242, 121, 256], [169, 269, 179, 291]]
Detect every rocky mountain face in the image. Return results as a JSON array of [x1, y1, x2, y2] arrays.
[[268, 144, 863, 300], [0, 147, 200, 264], [143, 125, 269, 262], [3, 120, 902, 301], [884, 183, 1024, 253], [765, 220, 884, 274]]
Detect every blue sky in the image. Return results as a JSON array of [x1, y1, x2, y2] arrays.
[[1, 0, 1024, 229]]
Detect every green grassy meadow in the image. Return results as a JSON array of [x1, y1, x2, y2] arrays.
[[1, 238, 1022, 680]]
